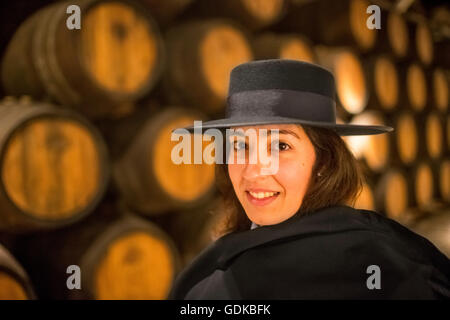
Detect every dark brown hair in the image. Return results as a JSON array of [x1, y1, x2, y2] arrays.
[[212, 125, 364, 237]]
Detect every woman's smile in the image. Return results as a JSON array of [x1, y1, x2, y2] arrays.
[[245, 189, 281, 206]]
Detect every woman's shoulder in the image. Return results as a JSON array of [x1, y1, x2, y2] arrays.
[[191, 204, 448, 272], [169, 205, 450, 299], [332, 206, 447, 260], [275, 205, 449, 266], [225, 206, 450, 298]]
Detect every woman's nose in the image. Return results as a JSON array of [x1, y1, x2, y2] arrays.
[[242, 149, 274, 179], [242, 162, 268, 180]]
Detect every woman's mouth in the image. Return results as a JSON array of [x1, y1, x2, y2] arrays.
[[246, 190, 280, 206]]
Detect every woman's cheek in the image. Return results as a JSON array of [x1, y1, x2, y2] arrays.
[[276, 158, 313, 195]]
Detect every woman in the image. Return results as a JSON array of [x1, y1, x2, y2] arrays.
[[169, 59, 450, 299]]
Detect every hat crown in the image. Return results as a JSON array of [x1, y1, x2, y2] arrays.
[[174, 59, 394, 137], [228, 59, 335, 99]]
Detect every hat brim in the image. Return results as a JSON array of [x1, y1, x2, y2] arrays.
[[172, 116, 394, 136]]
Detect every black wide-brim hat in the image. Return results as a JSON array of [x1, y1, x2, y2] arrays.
[[173, 59, 394, 136]]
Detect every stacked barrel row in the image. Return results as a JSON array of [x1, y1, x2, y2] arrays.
[[0, 0, 206, 300], [0, 0, 448, 299], [273, 0, 450, 252]]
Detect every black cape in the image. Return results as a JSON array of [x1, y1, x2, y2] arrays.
[[168, 205, 450, 299]]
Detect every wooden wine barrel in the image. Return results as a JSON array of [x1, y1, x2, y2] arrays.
[[409, 210, 450, 257], [315, 46, 368, 115], [425, 112, 444, 160], [410, 19, 434, 66], [0, 1, 54, 67], [140, 0, 194, 25], [318, 0, 377, 52], [342, 135, 364, 160], [416, 111, 444, 160], [341, 117, 375, 160], [252, 33, 316, 63], [158, 196, 227, 266], [114, 107, 216, 215], [321, 0, 378, 51], [14, 206, 181, 299], [437, 159, 450, 202], [1, 0, 164, 118], [184, 0, 286, 30], [408, 161, 435, 209], [375, 168, 409, 220], [95, 99, 163, 161], [447, 114, 450, 152], [0, 243, 36, 299], [271, 0, 321, 40], [399, 63, 427, 112], [0, 98, 109, 233], [275, 0, 376, 52], [428, 160, 447, 204], [88, 217, 180, 300], [353, 179, 375, 211], [347, 111, 391, 172], [164, 19, 253, 114], [434, 41, 450, 69], [390, 111, 419, 166], [363, 55, 399, 112], [394, 206, 426, 226], [429, 68, 449, 113], [374, 10, 409, 59]]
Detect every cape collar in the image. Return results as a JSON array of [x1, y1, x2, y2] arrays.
[[215, 205, 371, 268], [170, 205, 377, 299]]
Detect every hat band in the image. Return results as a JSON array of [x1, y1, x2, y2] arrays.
[[226, 89, 336, 123]]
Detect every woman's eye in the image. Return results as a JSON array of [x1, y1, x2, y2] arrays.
[[272, 141, 290, 151], [233, 141, 247, 151]]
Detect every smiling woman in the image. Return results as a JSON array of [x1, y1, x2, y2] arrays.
[[217, 123, 363, 233], [169, 59, 449, 299]]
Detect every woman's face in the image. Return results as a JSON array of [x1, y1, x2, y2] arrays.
[[227, 124, 316, 226]]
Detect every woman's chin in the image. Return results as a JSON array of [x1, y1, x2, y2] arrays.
[[245, 211, 283, 227]]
